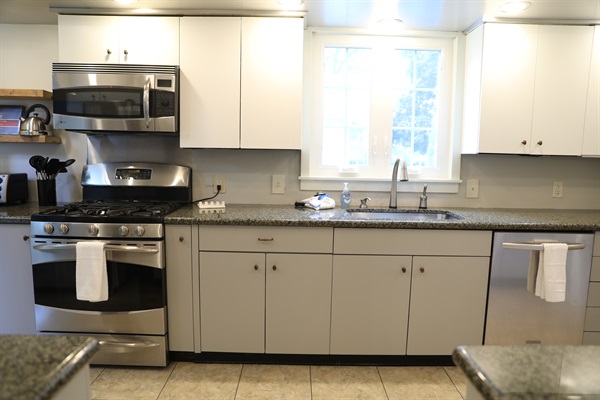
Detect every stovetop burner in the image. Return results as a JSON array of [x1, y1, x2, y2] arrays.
[[32, 200, 187, 223]]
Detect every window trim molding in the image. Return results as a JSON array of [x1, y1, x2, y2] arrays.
[[301, 27, 466, 193]]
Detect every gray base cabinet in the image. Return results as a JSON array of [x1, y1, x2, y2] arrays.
[[198, 226, 333, 354], [331, 228, 492, 356], [165, 225, 196, 352], [0, 224, 35, 335]]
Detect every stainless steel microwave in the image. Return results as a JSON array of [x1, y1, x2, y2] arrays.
[[52, 63, 179, 134]]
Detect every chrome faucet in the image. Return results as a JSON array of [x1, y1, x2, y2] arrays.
[[389, 158, 409, 209]]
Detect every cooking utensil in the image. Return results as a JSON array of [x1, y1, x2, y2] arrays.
[[45, 158, 61, 177], [20, 104, 51, 136], [29, 155, 46, 179]]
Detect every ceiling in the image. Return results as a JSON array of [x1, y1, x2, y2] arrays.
[[0, 0, 599, 32]]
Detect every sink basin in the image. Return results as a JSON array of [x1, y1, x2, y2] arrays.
[[346, 209, 462, 221]]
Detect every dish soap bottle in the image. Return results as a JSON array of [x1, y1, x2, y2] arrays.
[[340, 182, 352, 209]]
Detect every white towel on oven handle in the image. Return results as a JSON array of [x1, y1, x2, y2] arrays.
[[76, 241, 108, 302]]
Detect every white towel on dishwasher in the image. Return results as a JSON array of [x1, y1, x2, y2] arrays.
[[535, 242, 568, 302], [76, 241, 108, 302]]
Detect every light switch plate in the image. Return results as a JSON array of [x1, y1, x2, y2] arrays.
[[466, 179, 479, 198], [272, 175, 285, 194]]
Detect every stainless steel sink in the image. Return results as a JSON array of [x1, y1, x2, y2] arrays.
[[346, 209, 462, 221]]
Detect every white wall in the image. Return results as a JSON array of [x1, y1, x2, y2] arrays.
[[1, 23, 599, 210]]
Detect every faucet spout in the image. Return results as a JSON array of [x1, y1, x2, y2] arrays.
[[389, 158, 409, 209]]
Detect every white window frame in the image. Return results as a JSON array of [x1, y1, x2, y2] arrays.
[[300, 28, 464, 193]]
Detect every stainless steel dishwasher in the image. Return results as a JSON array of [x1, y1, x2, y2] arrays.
[[485, 231, 594, 345]]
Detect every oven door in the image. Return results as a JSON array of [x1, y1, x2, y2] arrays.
[[31, 238, 166, 335]]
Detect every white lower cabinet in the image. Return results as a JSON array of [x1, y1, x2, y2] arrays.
[[407, 256, 490, 355], [165, 225, 196, 352], [0, 224, 35, 335], [330, 255, 412, 355], [198, 226, 333, 354], [331, 228, 492, 356]]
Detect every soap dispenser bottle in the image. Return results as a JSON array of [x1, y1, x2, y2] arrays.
[[341, 182, 352, 209]]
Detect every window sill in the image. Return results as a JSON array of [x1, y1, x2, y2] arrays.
[[299, 176, 461, 193]]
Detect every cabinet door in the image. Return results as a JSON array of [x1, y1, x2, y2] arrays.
[[0, 224, 35, 334], [118, 17, 180, 65], [199, 252, 266, 353], [165, 225, 194, 352], [58, 15, 120, 63], [479, 24, 538, 154], [330, 255, 412, 355], [531, 25, 594, 156], [180, 17, 241, 148], [582, 26, 600, 157], [265, 253, 332, 354], [407, 256, 489, 355], [240, 17, 303, 149]]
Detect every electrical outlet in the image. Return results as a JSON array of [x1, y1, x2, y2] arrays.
[[552, 181, 563, 198], [466, 179, 479, 198], [214, 175, 226, 194], [272, 175, 286, 194]]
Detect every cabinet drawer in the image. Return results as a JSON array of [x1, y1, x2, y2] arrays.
[[588, 282, 600, 307], [334, 229, 492, 256], [584, 307, 600, 332], [199, 226, 333, 253], [590, 257, 600, 282]]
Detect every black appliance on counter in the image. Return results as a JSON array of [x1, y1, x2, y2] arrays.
[[29, 162, 191, 367], [0, 173, 28, 205]]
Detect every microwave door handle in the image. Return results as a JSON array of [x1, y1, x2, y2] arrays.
[[143, 78, 151, 128]]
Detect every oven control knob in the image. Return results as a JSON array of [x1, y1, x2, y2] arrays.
[[44, 223, 54, 234], [119, 225, 129, 236], [59, 224, 69, 234], [89, 224, 99, 236], [134, 225, 145, 237]]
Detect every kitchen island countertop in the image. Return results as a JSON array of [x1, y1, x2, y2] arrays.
[[1, 203, 599, 231], [0, 335, 99, 400], [452, 345, 600, 399]]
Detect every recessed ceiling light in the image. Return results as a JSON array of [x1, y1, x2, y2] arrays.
[[498, 1, 532, 14]]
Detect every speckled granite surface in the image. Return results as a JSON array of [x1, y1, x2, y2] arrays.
[[453, 345, 600, 399], [0, 335, 99, 400], [1, 203, 599, 231]]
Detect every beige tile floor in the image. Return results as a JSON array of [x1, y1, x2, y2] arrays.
[[90, 362, 468, 400]]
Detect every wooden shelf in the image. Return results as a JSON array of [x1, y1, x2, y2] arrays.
[[0, 89, 52, 100], [0, 134, 61, 144]]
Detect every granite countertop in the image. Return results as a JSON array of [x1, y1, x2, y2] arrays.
[[1, 202, 599, 231], [452, 345, 600, 399], [0, 335, 99, 400]]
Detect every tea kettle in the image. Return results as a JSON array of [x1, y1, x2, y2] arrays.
[[20, 104, 51, 136]]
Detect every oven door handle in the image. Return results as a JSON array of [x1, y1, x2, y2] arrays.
[[32, 243, 158, 253], [98, 340, 160, 348]]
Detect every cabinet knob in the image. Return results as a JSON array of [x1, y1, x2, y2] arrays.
[[106, 49, 112, 55], [22, 235, 29, 241], [521, 140, 527, 145], [254, 265, 259, 271], [419, 267, 425, 273], [401, 267, 406, 273], [537, 140, 543, 145], [124, 49, 129, 55], [179, 236, 184, 242], [272, 265, 277, 271]]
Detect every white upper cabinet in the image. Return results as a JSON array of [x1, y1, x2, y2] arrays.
[[582, 26, 600, 157], [462, 23, 594, 156], [58, 15, 179, 65], [180, 17, 303, 149]]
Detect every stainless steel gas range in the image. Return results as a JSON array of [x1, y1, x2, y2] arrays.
[[29, 162, 191, 367]]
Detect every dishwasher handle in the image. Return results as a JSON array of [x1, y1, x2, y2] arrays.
[[502, 242, 585, 251]]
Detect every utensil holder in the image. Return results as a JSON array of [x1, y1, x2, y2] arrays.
[[37, 179, 56, 206]]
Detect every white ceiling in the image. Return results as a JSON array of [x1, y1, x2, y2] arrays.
[[0, 0, 599, 32]]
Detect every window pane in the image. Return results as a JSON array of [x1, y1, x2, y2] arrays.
[[322, 46, 371, 167], [390, 48, 441, 168]]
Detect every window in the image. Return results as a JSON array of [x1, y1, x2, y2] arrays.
[[301, 31, 461, 193]]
